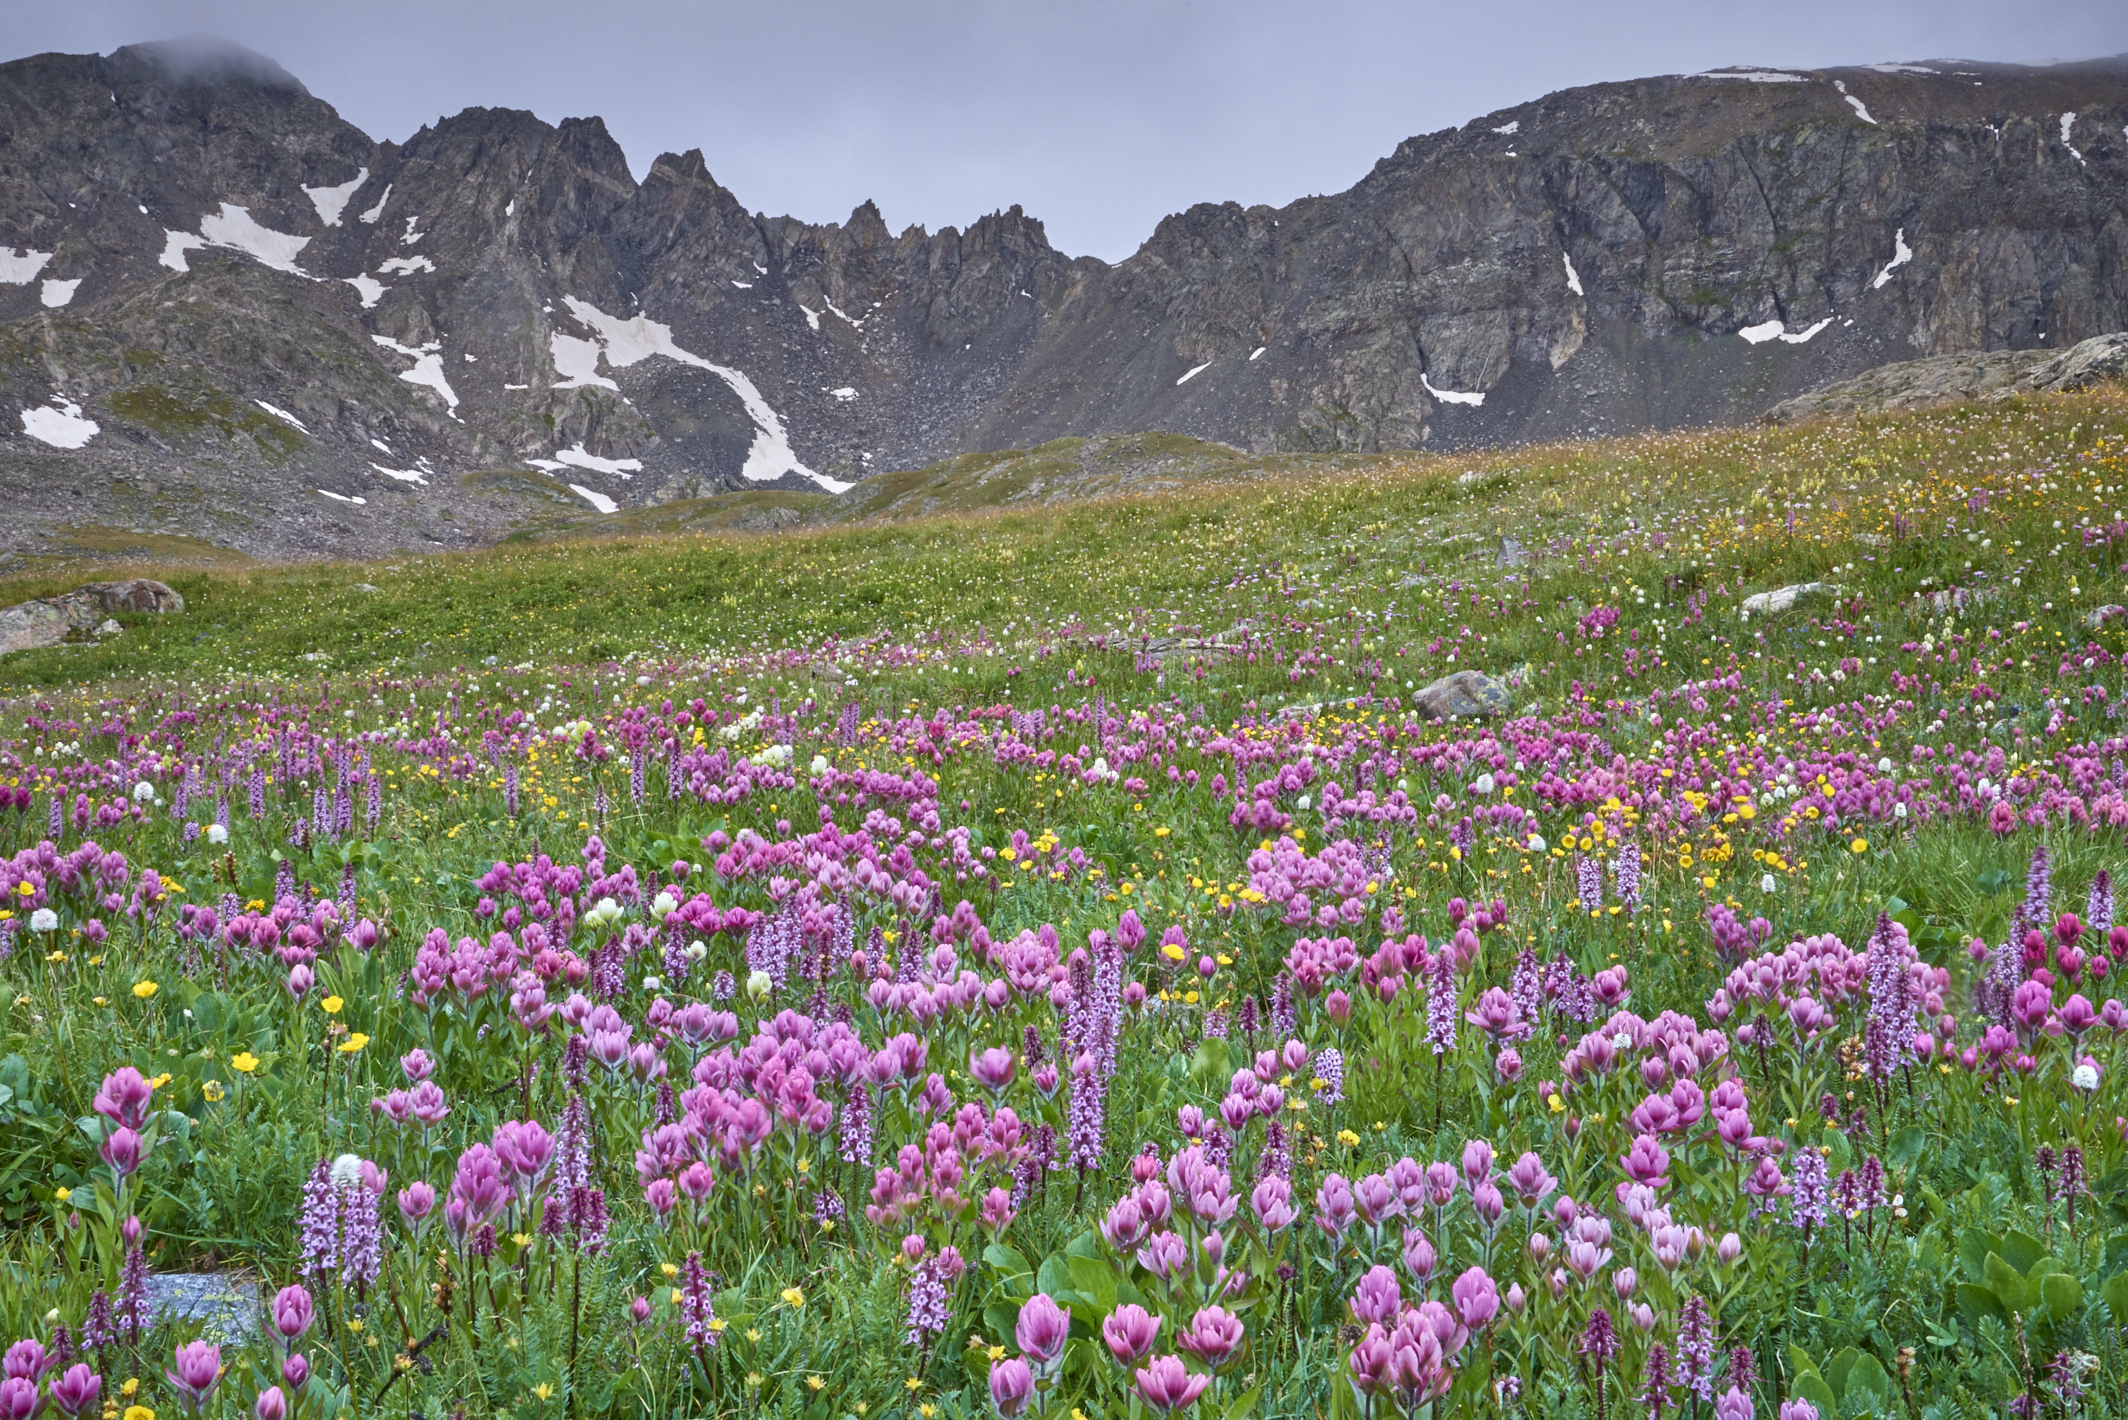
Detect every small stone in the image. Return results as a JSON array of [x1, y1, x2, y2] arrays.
[[2084, 605, 2126, 630], [96, 619, 122, 636], [1740, 582, 1841, 617], [1412, 670, 1512, 720], [1496, 536, 1527, 568], [146, 1272, 262, 1345]]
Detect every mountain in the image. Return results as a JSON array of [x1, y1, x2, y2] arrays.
[[2, 40, 2126, 559]]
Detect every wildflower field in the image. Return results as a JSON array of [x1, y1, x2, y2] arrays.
[[5, 386, 2128, 1420]]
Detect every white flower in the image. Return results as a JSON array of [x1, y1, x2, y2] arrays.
[[29, 908, 58, 933], [1611, 1032, 1635, 1052], [2073, 1063, 2101, 1092], [651, 891, 678, 918], [750, 743, 793, 769], [1761, 874, 1777, 894], [329, 1153, 365, 1187], [1894, 802, 1908, 819], [1296, 794, 1312, 811], [635, 675, 652, 687], [132, 781, 156, 803], [642, 975, 663, 992], [206, 823, 229, 845], [1471, 773, 1495, 796], [1527, 834, 1547, 853], [810, 754, 830, 776], [746, 969, 773, 1001], [1876, 758, 1893, 773], [686, 940, 708, 961]]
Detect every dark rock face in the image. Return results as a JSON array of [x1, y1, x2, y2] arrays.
[[3, 43, 2127, 558]]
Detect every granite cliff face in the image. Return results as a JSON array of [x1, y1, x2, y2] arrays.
[[2, 41, 2125, 557]]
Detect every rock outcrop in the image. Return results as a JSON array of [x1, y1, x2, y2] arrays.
[[0, 578, 184, 654], [3, 42, 2127, 558], [1764, 331, 2128, 423]]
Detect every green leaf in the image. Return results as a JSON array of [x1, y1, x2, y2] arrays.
[[1842, 1353, 1892, 1409], [2102, 1270, 2128, 1322], [2040, 1271, 2081, 1322], [1956, 1282, 2008, 1332], [1793, 1373, 1839, 1418], [1888, 1126, 1927, 1168], [983, 1243, 1033, 1280], [1982, 1253, 2030, 1314], [1956, 1227, 1996, 1282], [1825, 1348, 1860, 1401], [1221, 1384, 1262, 1420], [1066, 1255, 1119, 1313], [1036, 1253, 1073, 1301], [1998, 1229, 2047, 1275], [1189, 1037, 1231, 1088]]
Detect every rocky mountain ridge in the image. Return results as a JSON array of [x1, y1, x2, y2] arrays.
[[2, 41, 2126, 558]]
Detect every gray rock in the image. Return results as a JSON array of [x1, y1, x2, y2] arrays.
[[1765, 332, 2128, 424], [0, 578, 184, 654], [145, 1272, 262, 1344], [1278, 701, 1324, 723], [2084, 605, 2127, 630], [1495, 536, 1527, 569], [1741, 582, 1841, 616], [1412, 670, 1512, 720]]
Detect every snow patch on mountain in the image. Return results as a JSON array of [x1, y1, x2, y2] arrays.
[[254, 400, 310, 434], [379, 256, 435, 275], [1694, 70, 1807, 83], [545, 444, 642, 478], [357, 184, 391, 224], [552, 297, 849, 493], [550, 332, 615, 390], [371, 335, 460, 417], [196, 205, 311, 274], [0, 248, 53, 284], [569, 484, 618, 514], [1421, 373, 1485, 407], [40, 278, 80, 308], [2061, 112, 2086, 164], [1871, 228, 1914, 288], [21, 399, 99, 449], [1739, 317, 1833, 345], [303, 168, 369, 226], [343, 275, 386, 308], [158, 231, 207, 272], [1833, 81, 1878, 125]]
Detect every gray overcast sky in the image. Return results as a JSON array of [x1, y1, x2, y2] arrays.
[[8, 1, 2128, 261]]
